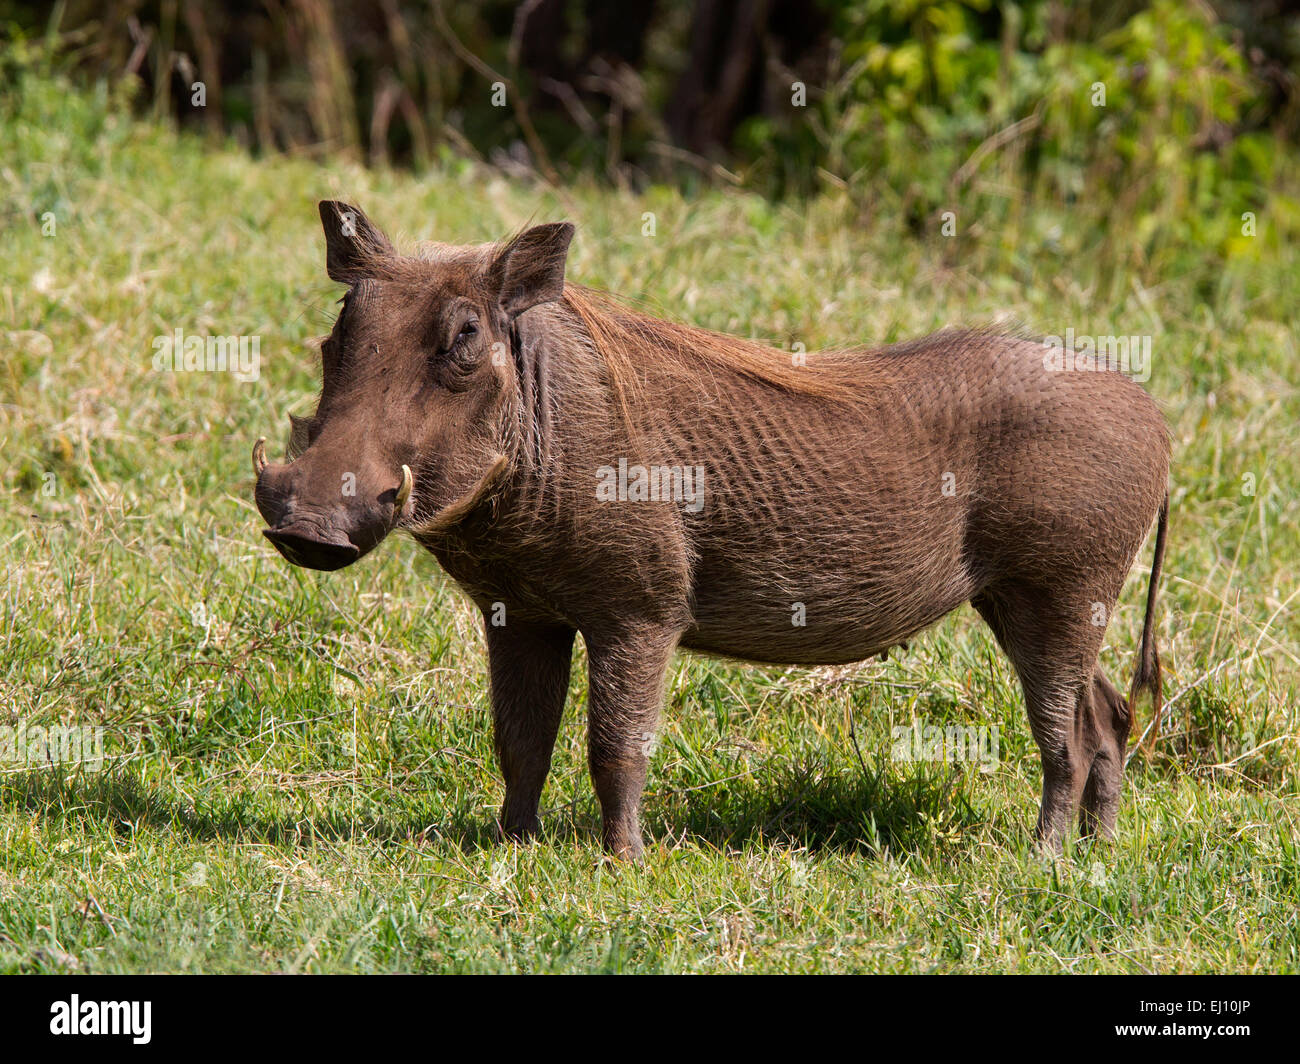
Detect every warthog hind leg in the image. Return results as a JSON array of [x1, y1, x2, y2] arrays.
[[1078, 667, 1131, 840], [971, 584, 1122, 852]]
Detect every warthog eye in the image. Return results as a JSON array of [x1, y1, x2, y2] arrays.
[[455, 322, 478, 344]]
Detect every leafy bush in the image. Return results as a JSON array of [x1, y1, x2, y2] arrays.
[[3, 0, 1297, 277], [742, 0, 1290, 268]]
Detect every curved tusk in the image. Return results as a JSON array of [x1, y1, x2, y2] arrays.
[[395, 464, 413, 510], [252, 437, 267, 478]]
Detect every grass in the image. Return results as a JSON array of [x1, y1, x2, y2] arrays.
[[1, 67, 1298, 973]]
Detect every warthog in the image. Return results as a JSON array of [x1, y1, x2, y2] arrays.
[[253, 201, 1170, 859]]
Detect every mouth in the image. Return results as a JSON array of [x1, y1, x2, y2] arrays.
[[262, 523, 362, 571]]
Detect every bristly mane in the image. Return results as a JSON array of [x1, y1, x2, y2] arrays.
[[559, 285, 864, 422], [357, 229, 874, 421]]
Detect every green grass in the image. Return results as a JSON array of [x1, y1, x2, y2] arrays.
[[1, 68, 1298, 973]]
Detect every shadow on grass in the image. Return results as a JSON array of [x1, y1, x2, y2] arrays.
[[645, 756, 991, 859], [0, 769, 500, 852], [3, 756, 993, 861]]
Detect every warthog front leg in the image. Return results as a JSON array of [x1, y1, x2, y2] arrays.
[[584, 629, 680, 861], [485, 616, 575, 840]]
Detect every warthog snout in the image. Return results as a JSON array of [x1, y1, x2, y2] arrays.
[[253, 436, 412, 571]]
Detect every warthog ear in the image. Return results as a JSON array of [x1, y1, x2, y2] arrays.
[[319, 200, 395, 284], [489, 222, 575, 318], [285, 413, 313, 460]]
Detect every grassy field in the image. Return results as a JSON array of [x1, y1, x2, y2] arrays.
[[2, 68, 1298, 973]]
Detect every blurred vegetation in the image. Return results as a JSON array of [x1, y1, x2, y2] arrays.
[[2, 2, 1299, 304], [2, 3, 1298, 234]]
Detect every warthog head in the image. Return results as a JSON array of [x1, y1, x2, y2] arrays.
[[253, 200, 573, 570]]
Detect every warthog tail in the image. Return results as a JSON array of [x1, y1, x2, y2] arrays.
[[1130, 492, 1169, 754]]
